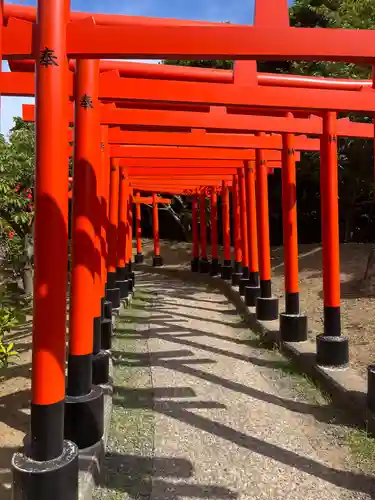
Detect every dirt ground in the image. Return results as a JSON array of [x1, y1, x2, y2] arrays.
[[1, 240, 375, 497], [141, 240, 375, 378]]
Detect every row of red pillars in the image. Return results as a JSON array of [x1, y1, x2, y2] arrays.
[[190, 112, 345, 367]]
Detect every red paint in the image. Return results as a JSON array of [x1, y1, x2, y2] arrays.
[[282, 132, 299, 296], [32, 0, 70, 413], [135, 192, 142, 255], [192, 195, 199, 260], [222, 181, 231, 262], [199, 192, 208, 260], [152, 193, 160, 257], [321, 112, 340, 308], [232, 174, 242, 264]]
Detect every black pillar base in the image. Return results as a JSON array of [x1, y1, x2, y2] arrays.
[[130, 271, 135, 289], [64, 385, 104, 449], [316, 334, 349, 368], [231, 273, 242, 286], [199, 258, 210, 274], [256, 297, 279, 321], [221, 263, 232, 281], [116, 266, 128, 281], [191, 257, 199, 272], [239, 278, 250, 296], [92, 350, 110, 385], [280, 313, 308, 342], [106, 271, 117, 290], [106, 287, 120, 309], [234, 261, 242, 274], [210, 258, 221, 276], [135, 253, 144, 264], [116, 279, 129, 300], [103, 300, 112, 320], [101, 318, 112, 350], [153, 255, 163, 267], [12, 440, 79, 500], [242, 267, 249, 279], [244, 285, 261, 307], [367, 365, 375, 412]]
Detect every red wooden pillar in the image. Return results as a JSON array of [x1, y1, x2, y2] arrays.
[[115, 167, 130, 300], [255, 146, 279, 320], [238, 167, 250, 295], [191, 194, 200, 272], [106, 159, 121, 308], [100, 125, 110, 301], [317, 111, 348, 367], [65, 59, 105, 450], [244, 161, 261, 306], [135, 192, 144, 263], [99, 125, 113, 351], [152, 193, 163, 266], [280, 131, 308, 342], [368, 69, 375, 412], [127, 186, 136, 290], [127, 186, 133, 267], [245, 162, 260, 286], [199, 191, 210, 273], [232, 174, 242, 285], [210, 188, 220, 276], [221, 180, 232, 280], [12, 0, 79, 497]]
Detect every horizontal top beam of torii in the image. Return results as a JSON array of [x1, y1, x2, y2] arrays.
[[23, 104, 373, 139], [17, 99, 321, 151], [132, 187, 214, 196], [2, 12, 375, 63], [9, 59, 373, 91], [134, 196, 172, 204], [129, 175, 233, 186], [106, 129, 319, 151], [110, 146, 293, 162], [0, 71, 315, 119], [6, 62, 375, 113], [127, 167, 245, 176], [7, 68, 375, 114], [118, 158, 281, 169]]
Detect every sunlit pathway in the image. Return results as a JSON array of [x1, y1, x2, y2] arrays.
[[95, 271, 374, 500]]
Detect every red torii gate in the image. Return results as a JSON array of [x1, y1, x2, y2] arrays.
[[133, 193, 171, 264], [5, 1, 375, 498]]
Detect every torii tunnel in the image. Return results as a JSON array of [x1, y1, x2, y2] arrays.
[[2, 0, 375, 498]]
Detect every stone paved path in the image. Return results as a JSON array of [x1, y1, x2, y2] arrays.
[[95, 271, 375, 500]]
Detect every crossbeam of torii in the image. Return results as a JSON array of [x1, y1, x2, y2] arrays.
[[110, 146, 293, 162], [3, 65, 375, 113], [0, 73, 325, 150], [22, 104, 374, 139], [4, 61, 374, 112], [3, 6, 375, 63], [8, 58, 375, 91]]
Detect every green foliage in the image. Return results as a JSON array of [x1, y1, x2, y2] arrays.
[[0, 118, 35, 272], [289, 0, 374, 78], [162, 0, 375, 243], [0, 306, 19, 369], [289, 0, 375, 241]]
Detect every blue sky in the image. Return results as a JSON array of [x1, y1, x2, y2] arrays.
[[2, 0, 294, 136]]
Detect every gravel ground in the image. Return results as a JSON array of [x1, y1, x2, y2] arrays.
[[94, 270, 375, 500], [139, 240, 375, 378]]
